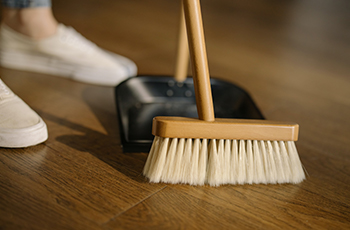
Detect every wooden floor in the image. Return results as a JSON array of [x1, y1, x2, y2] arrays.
[[1, 0, 350, 229]]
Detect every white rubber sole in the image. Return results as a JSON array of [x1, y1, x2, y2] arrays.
[[0, 118, 48, 148], [0, 49, 137, 86]]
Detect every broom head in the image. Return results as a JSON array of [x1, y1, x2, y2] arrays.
[[143, 116, 305, 186]]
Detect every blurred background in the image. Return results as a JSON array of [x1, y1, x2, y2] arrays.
[[49, 0, 350, 150]]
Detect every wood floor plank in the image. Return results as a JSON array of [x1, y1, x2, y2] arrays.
[[105, 177, 350, 230], [1, 0, 350, 229], [0, 71, 166, 227], [0, 146, 104, 230], [107, 143, 350, 229]]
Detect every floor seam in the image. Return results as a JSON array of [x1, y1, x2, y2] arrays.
[[101, 185, 168, 226]]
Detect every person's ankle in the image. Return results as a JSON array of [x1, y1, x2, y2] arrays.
[[2, 7, 58, 40]]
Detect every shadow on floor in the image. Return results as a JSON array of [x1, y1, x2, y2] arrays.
[[38, 85, 149, 183]]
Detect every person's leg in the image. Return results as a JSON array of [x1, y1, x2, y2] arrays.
[[2, 7, 57, 39], [1, 0, 56, 39]]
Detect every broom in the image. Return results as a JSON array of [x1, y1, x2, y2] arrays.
[[143, 0, 305, 186]]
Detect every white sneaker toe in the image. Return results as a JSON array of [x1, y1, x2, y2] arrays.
[[0, 80, 48, 148]]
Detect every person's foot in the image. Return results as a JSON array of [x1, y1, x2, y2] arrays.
[[0, 23, 137, 86], [0, 79, 48, 148]]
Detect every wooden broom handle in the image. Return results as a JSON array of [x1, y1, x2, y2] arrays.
[[183, 0, 215, 122], [174, 6, 189, 82]]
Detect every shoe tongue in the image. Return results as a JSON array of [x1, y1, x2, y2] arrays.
[[0, 79, 14, 99]]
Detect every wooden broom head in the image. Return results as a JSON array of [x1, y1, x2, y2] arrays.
[[152, 116, 299, 141]]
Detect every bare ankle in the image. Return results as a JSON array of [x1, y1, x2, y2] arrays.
[[2, 7, 58, 40]]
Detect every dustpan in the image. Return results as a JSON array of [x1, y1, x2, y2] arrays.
[[115, 6, 264, 153]]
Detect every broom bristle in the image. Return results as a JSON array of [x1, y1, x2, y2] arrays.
[[143, 137, 305, 186]]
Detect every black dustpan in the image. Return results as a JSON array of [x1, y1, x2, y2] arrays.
[[115, 75, 264, 152]]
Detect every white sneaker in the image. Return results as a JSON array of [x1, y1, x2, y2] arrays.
[[0, 24, 137, 86], [0, 79, 48, 148]]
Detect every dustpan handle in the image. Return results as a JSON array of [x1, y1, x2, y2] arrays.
[[183, 0, 215, 122], [174, 6, 189, 82]]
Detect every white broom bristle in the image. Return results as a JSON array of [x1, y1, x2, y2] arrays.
[[246, 140, 254, 184], [207, 139, 221, 186], [181, 139, 193, 184], [266, 141, 278, 183], [253, 140, 266, 184], [160, 138, 178, 183], [237, 140, 247, 184], [230, 140, 239, 184], [197, 139, 208, 185], [143, 137, 306, 186], [223, 139, 231, 184], [189, 139, 200, 184], [148, 137, 169, 182]]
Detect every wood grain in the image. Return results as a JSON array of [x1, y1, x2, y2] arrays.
[[1, 0, 350, 229], [152, 116, 299, 141]]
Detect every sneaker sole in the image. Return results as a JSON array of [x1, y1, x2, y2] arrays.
[[0, 49, 137, 86], [0, 118, 48, 148]]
